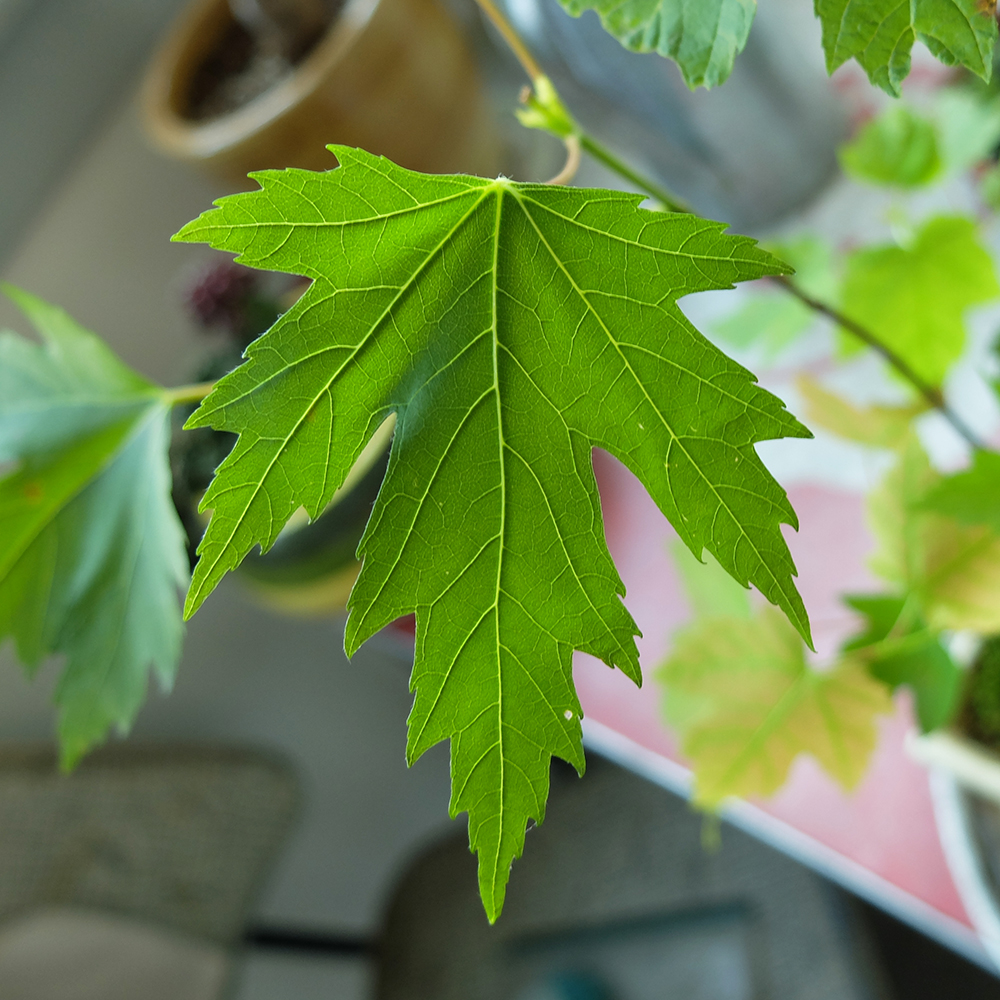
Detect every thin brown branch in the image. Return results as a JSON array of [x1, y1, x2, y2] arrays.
[[473, 0, 544, 82], [773, 275, 986, 451]]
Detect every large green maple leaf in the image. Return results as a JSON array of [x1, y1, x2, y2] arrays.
[[815, 0, 996, 97], [174, 146, 811, 920], [0, 287, 187, 767], [558, 0, 756, 89]]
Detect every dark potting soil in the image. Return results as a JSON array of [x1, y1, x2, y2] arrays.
[[959, 635, 1000, 753], [185, 4, 343, 121]]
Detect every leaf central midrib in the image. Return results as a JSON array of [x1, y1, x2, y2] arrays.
[[490, 185, 508, 900]]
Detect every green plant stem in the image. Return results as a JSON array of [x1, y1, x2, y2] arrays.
[[578, 134, 691, 212], [471, 0, 689, 210], [162, 381, 215, 407], [774, 275, 986, 451]]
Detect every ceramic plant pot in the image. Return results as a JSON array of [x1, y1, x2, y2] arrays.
[[911, 730, 1000, 968], [141, 0, 500, 185]]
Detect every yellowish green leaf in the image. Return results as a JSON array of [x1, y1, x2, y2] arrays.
[[795, 376, 927, 449], [659, 607, 891, 807], [868, 435, 1000, 632], [839, 105, 941, 188], [669, 538, 751, 620], [923, 449, 1000, 534]]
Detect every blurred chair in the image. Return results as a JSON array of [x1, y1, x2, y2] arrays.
[[376, 758, 890, 1000], [0, 744, 297, 1000]]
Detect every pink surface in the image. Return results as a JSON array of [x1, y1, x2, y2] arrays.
[[575, 450, 972, 928]]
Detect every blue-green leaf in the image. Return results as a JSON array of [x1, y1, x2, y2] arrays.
[[0, 287, 186, 767]]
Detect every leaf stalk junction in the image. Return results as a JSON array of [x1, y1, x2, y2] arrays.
[[162, 380, 216, 407]]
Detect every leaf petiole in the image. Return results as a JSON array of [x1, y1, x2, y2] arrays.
[[162, 381, 215, 408], [578, 134, 691, 212]]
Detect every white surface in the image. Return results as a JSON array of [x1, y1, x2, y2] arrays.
[[928, 770, 1000, 975], [911, 731, 1000, 806]]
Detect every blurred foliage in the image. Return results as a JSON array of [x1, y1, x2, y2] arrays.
[[839, 106, 941, 187], [840, 216, 999, 386]]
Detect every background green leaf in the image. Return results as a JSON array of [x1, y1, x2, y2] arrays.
[[842, 594, 961, 730], [795, 376, 927, 449], [923, 449, 1000, 533], [711, 237, 835, 358], [838, 105, 941, 188], [659, 607, 892, 807], [0, 287, 187, 767], [934, 88, 1000, 172], [559, 0, 756, 89], [669, 538, 751, 620], [174, 147, 811, 920], [815, 0, 996, 97], [841, 216, 999, 386]]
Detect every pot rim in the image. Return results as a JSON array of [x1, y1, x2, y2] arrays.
[[909, 728, 1000, 804], [141, 0, 381, 159], [927, 769, 1000, 970]]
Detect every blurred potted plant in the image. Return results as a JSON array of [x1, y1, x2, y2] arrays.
[[141, 0, 500, 182]]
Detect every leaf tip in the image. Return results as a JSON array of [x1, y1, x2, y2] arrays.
[[58, 737, 89, 774], [1, 282, 40, 318], [182, 578, 209, 621], [796, 612, 816, 653], [480, 873, 507, 924], [181, 404, 210, 431], [170, 218, 204, 244], [324, 144, 365, 170]]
